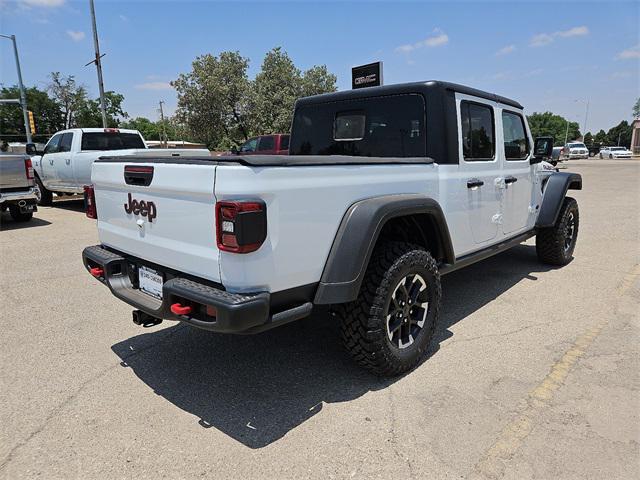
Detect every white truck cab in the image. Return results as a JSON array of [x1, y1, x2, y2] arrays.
[[82, 81, 582, 376], [31, 128, 209, 205]]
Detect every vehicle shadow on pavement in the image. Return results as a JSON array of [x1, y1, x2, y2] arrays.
[[0, 215, 52, 230], [51, 197, 85, 212], [111, 243, 556, 449]]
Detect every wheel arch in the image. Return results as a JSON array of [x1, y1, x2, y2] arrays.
[[314, 194, 454, 305], [536, 172, 582, 228]]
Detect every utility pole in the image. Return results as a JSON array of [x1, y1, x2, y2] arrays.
[[582, 100, 589, 139], [89, 0, 107, 128], [158, 100, 167, 148], [0, 34, 32, 143], [564, 119, 570, 145]]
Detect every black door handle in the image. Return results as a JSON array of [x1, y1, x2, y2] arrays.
[[505, 176, 518, 184], [467, 179, 484, 188]]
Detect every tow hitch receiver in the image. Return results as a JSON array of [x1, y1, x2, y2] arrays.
[[170, 303, 192, 316], [132, 310, 162, 328]]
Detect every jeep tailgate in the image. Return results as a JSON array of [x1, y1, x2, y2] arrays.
[[92, 160, 220, 282]]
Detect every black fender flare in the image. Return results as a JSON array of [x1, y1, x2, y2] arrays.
[[314, 194, 454, 305], [536, 172, 582, 228]]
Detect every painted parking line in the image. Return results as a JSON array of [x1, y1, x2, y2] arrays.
[[473, 264, 638, 479]]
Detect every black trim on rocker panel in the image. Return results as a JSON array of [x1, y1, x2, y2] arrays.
[[536, 172, 582, 228], [314, 195, 454, 305]]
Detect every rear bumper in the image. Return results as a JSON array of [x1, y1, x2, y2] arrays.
[[82, 245, 312, 333], [0, 187, 39, 205]]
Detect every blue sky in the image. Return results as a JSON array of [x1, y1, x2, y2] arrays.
[[1, 0, 638, 133]]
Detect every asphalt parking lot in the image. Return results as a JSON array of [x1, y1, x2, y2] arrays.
[[1, 159, 638, 479]]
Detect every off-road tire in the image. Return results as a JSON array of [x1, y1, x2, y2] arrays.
[[333, 241, 441, 376], [536, 196, 579, 266], [9, 206, 33, 222], [35, 175, 53, 206]]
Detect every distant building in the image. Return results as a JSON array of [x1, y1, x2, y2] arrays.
[[631, 119, 640, 155], [145, 140, 208, 150]]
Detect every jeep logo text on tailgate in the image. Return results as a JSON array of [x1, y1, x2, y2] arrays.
[[124, 193, 157, 222]]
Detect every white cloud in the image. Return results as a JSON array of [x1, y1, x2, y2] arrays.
[[119, 14, 129, 22], [495, 45, 516, 56], [135, 82, 173, 91], [615, 44, 640, 60], [395, 28, 449, 53], [66, 30, 85, 42], [19, 0, 64, 6], [557, 26, 589, 38], [530, 25, 589, 47]]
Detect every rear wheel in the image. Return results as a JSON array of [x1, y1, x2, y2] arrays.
[[9, 206, 33, 222], [536, 197, 579, 266], [35, 175, 53, 206], [333, 241, 441, 376], [609, 154, 613, 159]]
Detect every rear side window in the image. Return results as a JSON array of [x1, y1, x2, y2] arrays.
[[81, 132, 145, 151], [461, 101, 495, 161], [257, 136, 275, 151], [290, 94, 426, 157], [502, 111, 529, 160], [59, 133, 73, 153], [280, 135, 290, 150]]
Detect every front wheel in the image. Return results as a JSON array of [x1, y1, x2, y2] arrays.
[[35, 175, 53, 206], [599, 153, 603, 159], [536, 197, 579, 266], [333, 242, 441, 376]]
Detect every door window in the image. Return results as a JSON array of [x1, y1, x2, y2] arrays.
[[43, 134, 63, 154], [502, 111, 530, 160], [280, 135, 290, 150], [59, 133, 73, 153], [239, 138, 257, 153], [461, 101, 495, 161], [257, 136, 275, 151]]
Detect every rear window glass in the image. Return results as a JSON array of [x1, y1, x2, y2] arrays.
[[568, 143, 586, 149], [280, 135, 290, 150], [290, 94, 426, 157], [81, 132, 145, 151], [461, 101, 495, 160]]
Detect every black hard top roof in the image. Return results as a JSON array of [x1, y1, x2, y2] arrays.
[[295, 80, 523, 110]]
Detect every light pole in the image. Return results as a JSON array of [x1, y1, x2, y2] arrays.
[[0, 33, 32, 143], [88, 0, 107, 127]]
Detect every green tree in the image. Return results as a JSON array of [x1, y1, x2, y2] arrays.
[[172, 51, 251, 149], [120, 116, 178, 141], [583, 132, 593, 146], [74, 91, 128, 128], [47, 72, 87, 129], [300, 65, 337, 98], [633, 98, 640, 119], [606, 121, 632, 147], [0, 85, 64, 140], [593, 129, 608, 145], [250, 47, 302, 136], [249, 47, 337, 137], [527, 112, 581, 146]]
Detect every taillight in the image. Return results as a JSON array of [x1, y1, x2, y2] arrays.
[[215, 200, 267, 253], [24, 158, 34, 180], [84, 184, 97, 219]]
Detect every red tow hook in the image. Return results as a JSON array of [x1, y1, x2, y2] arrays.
[[171, 303, 192, 316], [90, 267, 104, 277]]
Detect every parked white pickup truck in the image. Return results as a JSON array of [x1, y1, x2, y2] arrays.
[[82, 81, 582, 376], [30, 128, 210, 206]]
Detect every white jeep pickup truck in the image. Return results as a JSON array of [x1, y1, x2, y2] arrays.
[[30, 128, 210, 206], [82, 81, 582, 376]]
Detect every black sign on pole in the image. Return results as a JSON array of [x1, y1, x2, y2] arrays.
[[352, 61, 383, 89]]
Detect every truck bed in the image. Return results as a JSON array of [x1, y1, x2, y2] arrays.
[[0, 153, 31, 190]]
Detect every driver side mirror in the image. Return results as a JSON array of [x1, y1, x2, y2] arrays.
[[25, 143, 37, 156], [531, 136, 554, 164]]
